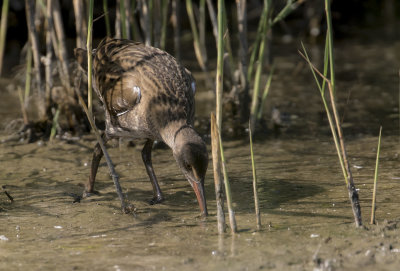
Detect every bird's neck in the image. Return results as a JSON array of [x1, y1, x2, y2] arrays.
[[161, 122, 201, 151]]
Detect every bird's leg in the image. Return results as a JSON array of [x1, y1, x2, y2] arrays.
[[83, 133, 110, 198], [142, 139, 164, 204]]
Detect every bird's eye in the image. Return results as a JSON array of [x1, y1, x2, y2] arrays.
[[185, 164, 192, 171]]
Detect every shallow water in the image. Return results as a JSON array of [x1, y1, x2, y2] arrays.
[[1, 35, 400, 270]]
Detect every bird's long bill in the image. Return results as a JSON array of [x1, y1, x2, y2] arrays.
[[193, 180, 208, 217]]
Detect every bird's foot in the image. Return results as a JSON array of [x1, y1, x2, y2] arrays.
[[82, 190, 100, 198], [149, 195, 164, 205]]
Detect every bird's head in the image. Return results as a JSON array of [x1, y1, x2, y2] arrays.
[[173, 127, 208, 216]]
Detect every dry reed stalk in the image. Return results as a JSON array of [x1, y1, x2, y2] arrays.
[[217, 123, 237, 234], [249, 122, 261, 230], [186, 0, 207, 71], [87, 0, 94, 115], [324, 0, 335, 93], [235, 0, 249, 122], [25, 0, 45, 119], [160, 0, 169, 50], [0, 0, 9, 76], [199, 0, 206, 53], [115, 0, 122, 38], [206, 0, 218, 48], [73, 0, 87, 48], [299, 49, 362, 227], [171, 0, 180, 60], [44, 0, 53, 113], [124, 0, 131, 39], [75, 83, 132, 213], [370, 126, 382, 224], [211, 113, 226, 234], [138, 0, 151, 46], [152, 0, 161, 47], [52, 0, 71, 93]]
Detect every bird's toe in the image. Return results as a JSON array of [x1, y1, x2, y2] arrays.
[[149, 195, 164, 205]]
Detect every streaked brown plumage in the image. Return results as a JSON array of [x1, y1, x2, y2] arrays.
[[75, 37, 208, 216]]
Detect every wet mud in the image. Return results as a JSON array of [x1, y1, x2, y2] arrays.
[[1, 36, 400, 270]]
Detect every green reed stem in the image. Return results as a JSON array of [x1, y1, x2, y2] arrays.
[[218, 122, 237, 234], [0, 0, 9, 75], [216, 0, 224, 130], [371, 126, 382, 225], [160, 0, 169, 49], [120, 0, 127, 39], [199, 0, 206, 52], [250, 0, 270, 133], [249, 122, 261, 230], [87, 0, 94, 115], [50, 108, 60, 141], [300, 41, 362, 227], [247, 2, 268, 83], [257, 63, 275, 120], [103, 0, 111, 36], [324, 0, 361, 227], [17, 86, 29, 125], [300, 45, 348, 184], [325, 0, 335, 95], [271, 0, 302, 26], [24, 45, 32, 106]]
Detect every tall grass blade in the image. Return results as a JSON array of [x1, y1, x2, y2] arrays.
[[87, 0, 94, 115], [257, 63, 275, 120], [271, 0, 303, 26], [26, 0, 45, 119], [103, 0, 111, 36], [370, 126, 382, 224], [17, 86, 29, 125], [249, 0, 270, 133], [49, 108, 60, 141], [249, 122, 261, 230], [299, 48, 347, 182], [324, 0, 335, 94], [247, 2, 268, 83], [160, 0, 169, 49], [0, 0, 9, 75], [172, 0, 180, 60], [216, 0, 224, 129], [24, 45, 32, 107], [119, 0, 127, 39], [299, 46, 362, 227]]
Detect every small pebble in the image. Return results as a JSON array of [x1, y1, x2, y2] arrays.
[[54, 226, 63, 229]]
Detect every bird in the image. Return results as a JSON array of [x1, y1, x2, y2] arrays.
[[74, 37, 208, 216]]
